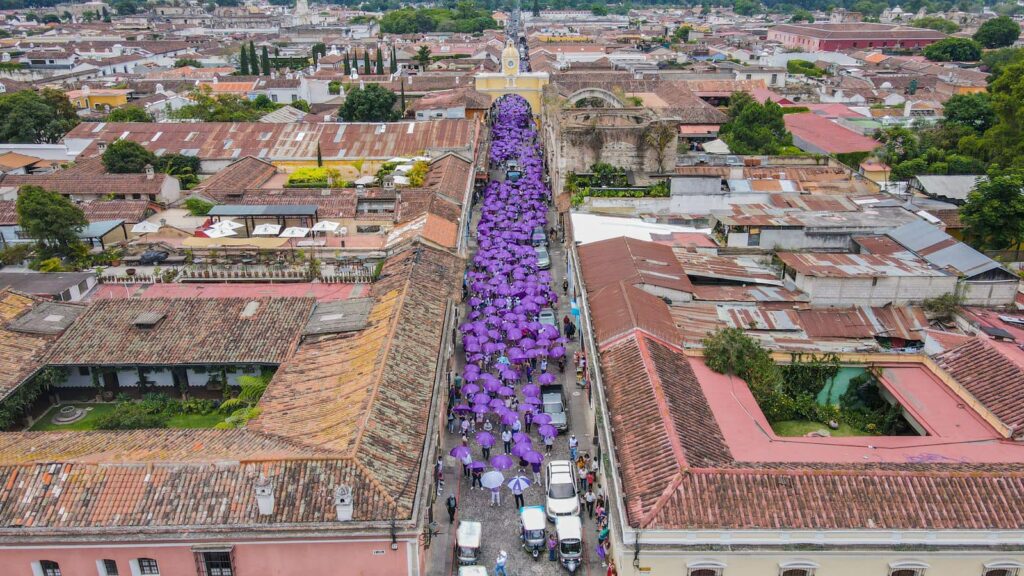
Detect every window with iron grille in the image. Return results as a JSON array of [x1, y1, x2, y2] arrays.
[[138, 558, 159, 575], [39, 561, 61, 576], [100, 559, 119, 576], [194, 550, 234, 576]]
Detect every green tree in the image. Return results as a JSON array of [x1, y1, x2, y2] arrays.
[[734, 0, 758, 16], [789, 9, 814, 22], [40, 13, 60, 24], [311, 42, 327, 65], [184, 197, 214, 216], [82, 10, 97, 22], [0, 89, 79, 144], [390, 45, 398, 73], [983, 62, 1024, 168], [174, 58, 202, 68], [962, 174, 1024, 250], [943, 92, 995, 133], [719, 93, 792, 155], [102, 139, 156, 173], [239, 44, 250, 75], [672, 25, 691, 43], [343, 52, 351, 75], [107, 106, 153, 122], [924, 37, 982, 62], [591, 3, 608, 15], [982, 47, 1024, 78], [261, 45, 271, 75], [910, 16, 960, 33], [291, 99, 310, 112], [338, 84, 398, 121], [375, 46, 384, 74], [363, 50, 372, 74], [248, 40, 257, 73], [974, 16, 1021, 49], [876, 126, 920, 165], [533, 0, 540, 17], [16, 186, 87, 258], [415, 45, 432, 69]]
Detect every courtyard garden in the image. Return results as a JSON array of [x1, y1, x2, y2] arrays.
[[703, 328, 918, 437]]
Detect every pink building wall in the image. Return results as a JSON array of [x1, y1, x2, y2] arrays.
[[3, 537, 418, 576]]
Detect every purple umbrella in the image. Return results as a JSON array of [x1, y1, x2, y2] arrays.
[[475, 431, 495, 447], [522, 450, 544, 464], [513, 432, 531, 443], [522, 384, 541, 397], [453, 404, 472, 413], [490, 454, 515, 470], [450, 445, 471, 459], [471, 404, 489, 415], [461, 383, 480, 396], [497, 385, 515, 396], [524, 396, 542, 405], [538, 424, 558, 438], [501, 412, 519, 426], [472, 392, 491, 404], [549, 346, 566, 358], [482, 379, 501, 393], [511, 442, 534, 457], [533, 413, 552, 425], [470, 460, 487, 471], [538, 373, 557, 385]]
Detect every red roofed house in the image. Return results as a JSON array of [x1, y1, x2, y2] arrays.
[[784, 112, 880, 155]]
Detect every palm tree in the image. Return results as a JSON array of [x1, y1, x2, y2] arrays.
[[643, 122, 678, 172]]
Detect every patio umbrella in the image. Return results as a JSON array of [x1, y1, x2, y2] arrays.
[[450, 446, 471, 459], [507, 475, 532, 492], [537, 424, 558, 438], [481, 470, 505, 489], [252, 223, 282, 236], [475, 431, 495, 447], [211, 219, 244, 230], [131, 221, 161, 234], [279, 226, 310, 238], [311, 220, 340, 233], [522, 450, 544, 464], [489, 454, 515, 471], [203, 227, 237, 238]]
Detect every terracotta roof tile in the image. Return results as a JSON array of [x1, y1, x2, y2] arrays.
[[0, 290, 55, 399], [935, 337, 1024, 432]]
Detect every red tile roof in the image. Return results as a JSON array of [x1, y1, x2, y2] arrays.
[[579, 236, 694, 295], [935, 337, 1024, 434], [784, 112, 881, 154]]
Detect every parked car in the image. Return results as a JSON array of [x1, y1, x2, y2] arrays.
[[545, 460, 580, 522], [541, 384, 569, 432], [139, 250, 169, 265], [539, 308, 556, 327], [535, 246, 551, 270], [531, 226, 547, 247]]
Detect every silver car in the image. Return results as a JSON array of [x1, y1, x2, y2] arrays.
[[535, 246, 551, 270]]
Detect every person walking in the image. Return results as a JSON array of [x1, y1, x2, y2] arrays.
[[568, 434, 578, 460], [511, 416, 522, 434], [459, 416, 470, 436], [578, 465, 587, 492], [490, 486, 501, 507], [607, 559, 618, 576], [531, 460, 542, 484], [512, 484, 525, 508], [544, 434, 553, 453], [461, 452, 472, 477], [524, 410, 533, 433], [495, 550, 509, 576], [471, 466, 483, 490], [584, 488, 595, 518], [445, 493, 457, 524], [482, 442, 491, 460], [446, 408, 456, 434], [547, 533, 558, 561], [596, 539, 607, 566], [502, 429, 513, 454], [562, 277, 569, 295]]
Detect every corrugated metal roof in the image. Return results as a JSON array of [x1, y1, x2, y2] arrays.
[[887, 220, 1005, 278], [208, 204, 318, 217], [913, 175, 986, 201]]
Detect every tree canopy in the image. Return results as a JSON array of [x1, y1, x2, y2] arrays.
[[962, 174, 1024, 250], [102, 140, 156, 174], [106, 106, 153, 122], [718, 93, 793, 155], [0, 89, 79, 144], [16, 185, 87, 258], [379, 2, 497, 34], [338, 84, 398, 122], [942, 92, 996, 133], [910, 16, 960, 34], [974, 16, 1021, 49], [170, 86, 280, 122], [923, 37, 982, 62]]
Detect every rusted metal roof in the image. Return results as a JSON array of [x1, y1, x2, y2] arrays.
[[777, 251, 950, 278]]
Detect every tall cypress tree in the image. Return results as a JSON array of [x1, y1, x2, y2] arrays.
[[363, 50, 371, 75], [316, 143, 323, 167], [249, 40, 257, 70], [390, 46, 398, 74], [375, 47, 384, 75], [343, 51, 351, 75], [400, 81, 406, 114], [261, 46, 271, 75], [239, 45, 250, 75]]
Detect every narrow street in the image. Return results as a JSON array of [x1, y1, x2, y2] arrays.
[[426, 97, 604, 576]]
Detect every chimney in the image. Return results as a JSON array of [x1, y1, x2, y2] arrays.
[[254, 474, 275, 516], [159, 218, 166, 226], [334, 485, 353, 521], [145, 164, 154, 180], [97, 140, 108, 152]]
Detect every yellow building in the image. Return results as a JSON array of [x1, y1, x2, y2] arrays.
[[474, 41, 549, 116], [66, 87, 131, 112]]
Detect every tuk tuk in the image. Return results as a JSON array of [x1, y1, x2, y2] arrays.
[[456, 520, 482, 566], [519, 505, 547, 560], [555, 516, 583, 573], [458, 567, 489, 576]]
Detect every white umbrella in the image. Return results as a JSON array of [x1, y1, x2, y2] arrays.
[[312, 221, 339, 232], [212, 219, 244, 230], [506, 475, 531, 492], [481, 470, 504, 490], [204, 227, 237, 238], [279, 226, 310, 238], [131, 221, 161, 234], [252, 223, 282, 236]]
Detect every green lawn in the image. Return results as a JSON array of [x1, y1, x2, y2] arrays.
[[29, 403, 224, 431], [771, 420, 869, 437], [29, 404, 116, 431], [167, 412, 224, 429]]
